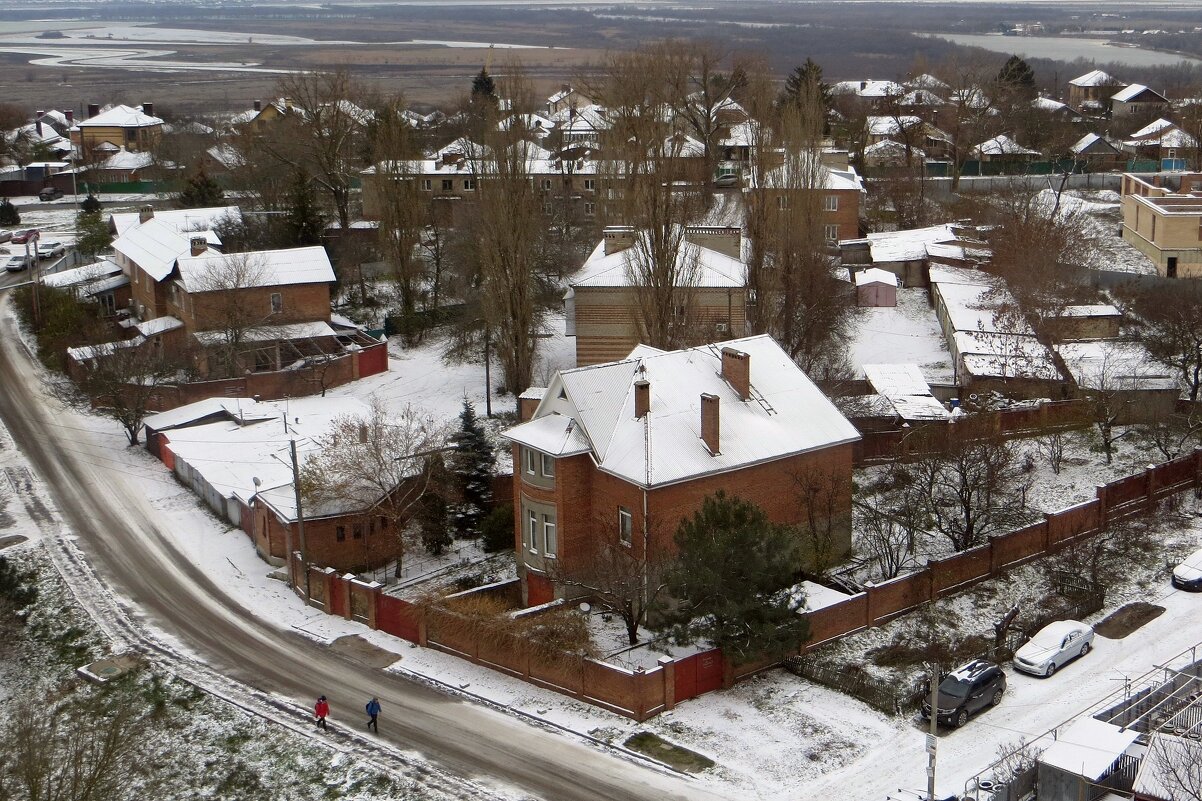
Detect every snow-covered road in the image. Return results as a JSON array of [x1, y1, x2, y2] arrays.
[[0, 295, 726, 801]]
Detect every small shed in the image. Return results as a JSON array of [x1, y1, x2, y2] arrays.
[[1037, 718, 1141, 801], [854, 267, 898, 307], [1047, 304, 1122, 341], [518, 387, 547, 422]]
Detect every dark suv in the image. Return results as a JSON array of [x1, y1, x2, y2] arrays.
[[39, 186, 64, 201], [920, 659, 1006, 728]]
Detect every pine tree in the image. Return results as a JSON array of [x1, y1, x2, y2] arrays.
[[75, 209, 112, 258], [79, 193, 102, 214], [449, 398, 495, 538], [782, 58, 832, 112], [0, 199, 19, 226], [176, 168, 224, 208], [284, 170, 325, 246], [471, 68, 497, 105], [416, 456, 453, 555], [997, 55, 1036, 93]]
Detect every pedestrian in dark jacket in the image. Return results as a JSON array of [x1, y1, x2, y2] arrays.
[[365, 697, 381, 732], [315, 696, 330, 730]]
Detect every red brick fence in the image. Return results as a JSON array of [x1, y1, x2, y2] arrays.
[[290, 448, 1202, 720]]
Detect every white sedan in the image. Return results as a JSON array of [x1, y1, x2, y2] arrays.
[[1013, 620, 1095, 677]]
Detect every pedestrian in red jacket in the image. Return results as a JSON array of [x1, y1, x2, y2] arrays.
[[315, 695, 330, 730]]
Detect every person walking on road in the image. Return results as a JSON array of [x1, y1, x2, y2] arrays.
[[365, 696, 381, 732], [315, 695, 330, 730]]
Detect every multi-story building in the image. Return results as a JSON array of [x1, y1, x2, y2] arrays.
[[503, 334, 861, 606], [71, 103, 164, 162], [1121, 173, 1202, 278]]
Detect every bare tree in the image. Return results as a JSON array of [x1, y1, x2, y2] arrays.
[[299, 398, 445, 575], [548, 539, 667, 646], [792, 465, 850, 575], [1065, 343, 1160, 464], [370, 97, 426, 345], [65, 339, 184, 446], [264, 69, 375, 233], [1035, 431, 1067, 475], [890, 415, 1032, 552], [1127, 280, 1202, 402], [1150, 732, 1202, 801], [187, 253, 276, 378], [934, 56, 1002, 191]]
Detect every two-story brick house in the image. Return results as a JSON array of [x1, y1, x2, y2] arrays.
[[503, 335, 861, 606], [743, 159, 864, 243], [71, 103, 164, 163]]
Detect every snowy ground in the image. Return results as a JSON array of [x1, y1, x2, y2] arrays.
[[846, 287, 955, 384], [1040, 188, 1158, 276]]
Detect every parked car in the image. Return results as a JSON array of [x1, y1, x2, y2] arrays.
[[1013, 620, 1094, 677], [5, 254, 31, 272], [11, 228, 38, 244], [39, 186, 64, 201], [36, 241, 65, 260], [0, 230, 12, 244], [1172, 547, 1202, 591], [921, 659, 1006, 728]]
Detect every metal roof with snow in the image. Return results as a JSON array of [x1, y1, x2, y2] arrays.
[[109, 206, 240, 237], [1112, 83, 1167, 104], [504, 335, 860, 488], [571, 234, 745, 289], [1070, 69, 1120, 87], [175, 246, 335, 292], [112, 217, 222, 282], [1039, 718, 1140, 780], [77, 104, 164, 128], [854, 268, 898, 288]]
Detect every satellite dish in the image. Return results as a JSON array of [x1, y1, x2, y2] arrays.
[[579, 602, 591, 613], [252, 476, 261, 488], [968, 394, 979, 402]]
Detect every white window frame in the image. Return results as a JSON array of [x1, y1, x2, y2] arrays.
[[824, 224, 840, 242], [583, 178, 596, 191], [776, 195, 790, 211], [421, 179, 432, 191], [824, 194, 838, 212], [463, 178, 476, 191], [542, 515, 557, 557], [524, 448, 537, 475], [618, 507, 633, 546], [541, 453, 555, 477], [584, 202, 596, 217], [541, 178, 553, 191], [527, 508, 539, 553]]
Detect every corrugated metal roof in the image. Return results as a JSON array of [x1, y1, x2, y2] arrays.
[[503, 413, 591, 456]]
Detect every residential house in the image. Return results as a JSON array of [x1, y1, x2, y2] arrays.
[[1067, 70, 1125, 113], [1121, 176, 1202, 277], [71, 103, 164, 163], [546, 84, 593, 117], [90, 147, 165, 184], [566, 225, 747, 366], [1069, 133, 1124, 170], [141, 396, 406, 572], [743, 158, 864, 243], [972, 134, 1040, 164], [854, 268, 897, 307], [831, 80, 904, 110], [862, 139, 926, 169], [502, 334, 861, 605], [1110, 83, 1170, 120], [41, 260, 130, 317]]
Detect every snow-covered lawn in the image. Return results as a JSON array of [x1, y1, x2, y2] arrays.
[[847, 287, 955, 384]]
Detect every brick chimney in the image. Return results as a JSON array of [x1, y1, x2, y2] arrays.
[[603, 225, 636, 255], [142, 102, 154, 117], [634, 379, 650, 418], [189, 236, 208, 257], [138, 205, 154, 224], [87, 103, 100, 119], [253, 99, 262, 112], [64, 109, 73, 125], [684, 225, 741, 259], [721, 348, 750, 400], [700, 393, 720, 455], [35, 118, 43, 137]]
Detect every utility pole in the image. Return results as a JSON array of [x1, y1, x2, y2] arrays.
[[483, 326, 492, 418], [289, 439, 310, 602], [927, 665, 939, 801]]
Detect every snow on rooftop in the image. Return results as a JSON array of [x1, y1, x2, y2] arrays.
[[799, 581, 854, 612], [1059, 304, 1120, 318], [41, 260, 122, 288], [1129, 117, 1176, 139], [506, 335, 860, 488], [862, 363, 949, 421], [109, 206, 241, 237], [571, 234, 745, 290], [973, 134, 1039, 157], [193, 321, 336, 346], [518, 387, 547, 401], [859, 224, 963, 264], [1134, 734, 1202, 799], [1039, 718, 1140, 780], [135, 316, 183, 336], [504, 413, 591, 457], [98, 149, 157, 171], [1070, 69, 1119, 87], [854, 268, 897, 288], [67, 335, 145, 362], [1112, 83, 1164, 103], [1058, 340, 1177, 392], [111, 217, 221, 282], [175, 246, 335, 292], [77, 103, 164, 128]]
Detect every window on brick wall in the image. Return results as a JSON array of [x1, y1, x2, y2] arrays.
[[421, 179, 432, 191], [336, 525, 346, 542], [527, 508, 539, 552], [584, 178, 596, 191], [270, 292, 283, 314], [824, 224, 840, 242], [541, 453, 555, 477], [776, 195, 790, 211], [463, 178, 475, 191], [824, 194, 838, 212], [442, 179, 453, 192], [524, 448, 537, 475], [353, 524, 363, 540], [618, 507, 633, 546], [543, 515, 557, 557]]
